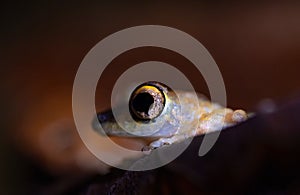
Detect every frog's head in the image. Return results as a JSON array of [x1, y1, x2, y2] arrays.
[[93, 82, 181, 138]]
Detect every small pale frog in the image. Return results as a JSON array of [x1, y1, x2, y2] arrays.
[[93, 81, 248, 150]]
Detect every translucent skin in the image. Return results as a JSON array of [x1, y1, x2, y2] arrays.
[[146, 91, 248, 149], [95, 90, 248, 150]]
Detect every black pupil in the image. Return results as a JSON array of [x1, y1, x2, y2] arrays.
[[132, 92, 154, 115]]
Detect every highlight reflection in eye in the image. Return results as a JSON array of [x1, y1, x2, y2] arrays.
[[129, 82, 166, 121]]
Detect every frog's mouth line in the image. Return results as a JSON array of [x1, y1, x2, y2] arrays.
[[93, 108, 178, 138]]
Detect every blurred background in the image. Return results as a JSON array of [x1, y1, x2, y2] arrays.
[[1, 1, 300, 194]]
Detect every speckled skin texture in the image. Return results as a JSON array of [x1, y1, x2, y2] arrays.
[[96, 89, 248, 150], [146, 91, 248, 149]]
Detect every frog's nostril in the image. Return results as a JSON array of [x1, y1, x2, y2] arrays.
[[96, 110, 114, 123]]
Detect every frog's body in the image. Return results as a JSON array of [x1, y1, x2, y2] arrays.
[[94, 82, 248, 150], [144, 91, 247, 149]]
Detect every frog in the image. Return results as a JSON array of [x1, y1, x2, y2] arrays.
[[93, 81, 248, 151]]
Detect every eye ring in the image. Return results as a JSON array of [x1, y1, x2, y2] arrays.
[[129, 82, 166, 121]]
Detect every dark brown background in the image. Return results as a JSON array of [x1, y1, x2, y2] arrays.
[[1, 1, 300, 194]]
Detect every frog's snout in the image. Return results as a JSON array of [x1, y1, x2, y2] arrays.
[[96, 109, 114, 123], [92, 109, 115, 135]]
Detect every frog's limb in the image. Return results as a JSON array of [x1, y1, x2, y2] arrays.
[[143, 134, 190, 151]]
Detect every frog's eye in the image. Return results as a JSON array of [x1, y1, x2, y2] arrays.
[[129, 82, 166, 121]]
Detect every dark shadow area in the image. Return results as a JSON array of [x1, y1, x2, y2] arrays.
[[1, 1, 300, 194]]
